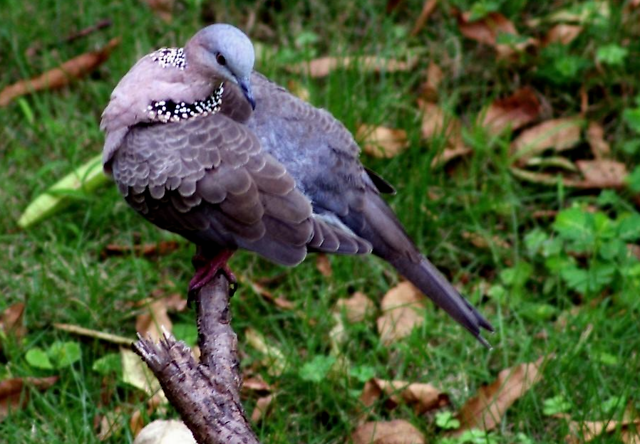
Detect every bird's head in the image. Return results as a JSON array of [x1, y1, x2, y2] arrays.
[[186, 24, 256, 109]]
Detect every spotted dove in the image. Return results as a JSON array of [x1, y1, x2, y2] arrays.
[[101, 24, 494, 346]]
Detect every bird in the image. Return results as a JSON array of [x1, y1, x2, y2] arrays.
[[101, 24, 494, 346]]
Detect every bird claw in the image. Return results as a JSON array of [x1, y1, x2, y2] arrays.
[[187, 250, 237, 305]]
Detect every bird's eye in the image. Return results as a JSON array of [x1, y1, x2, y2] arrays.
[[216, 53, 226, 66]]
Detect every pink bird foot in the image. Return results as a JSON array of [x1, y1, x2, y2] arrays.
[[188, 249, 237, 300]]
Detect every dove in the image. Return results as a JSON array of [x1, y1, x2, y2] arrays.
[[101, 24, 494, 346]]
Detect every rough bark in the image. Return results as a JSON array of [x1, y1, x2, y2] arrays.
[[133, 273, 259, 444]]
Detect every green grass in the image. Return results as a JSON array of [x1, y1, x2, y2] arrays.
[[2, 0, 640, 443]]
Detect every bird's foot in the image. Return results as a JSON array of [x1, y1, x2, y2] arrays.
[[188, 250, 237, 303]]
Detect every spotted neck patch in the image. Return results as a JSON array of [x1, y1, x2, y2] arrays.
[[145, 83, 225, 124], [150, 47, 186, 70]]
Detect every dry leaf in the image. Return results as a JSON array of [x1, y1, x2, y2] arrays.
[[102, 240, 180, 258], [511, 117, 584, 163], [410, 0, 439, 36], [316, 253, 333, 277], [0, 38, 120, 107], [0, 302, 26, 342], [586, 122, 610, 159], [544, 24, 583, 45], [352, 420, 425, 444], [136, 299, 172, 342], [141, 0, 174, 22], [462, 231, 511, 250], [575, 159, 627, 189], [133, 420, 196, 444], [287, 55, 416, 78], [481, 87, 541, 136], [239, 275, 295, 310], [376, 282, 426, 345], [53, 323, 133, 346], [96, 408, 127, 441], [121, 348, 166, 401], [287, 80, 310, 102], [242, 376, 272, 394], [361, 378, 449, 414], [250, 394, 275, 423], [336, 292, 375, 323], [421, 61, 444, 102], [451, 356, 545, 434], [419, 101, 463, 143], [431, 146, 472, 169], [358, 125, 409, 158], [419, 101, 471, 168], [566, 418, 640, 443], [454, 11, 536, 59], [245, 328, 287, 376], [0, 376, 58, 421]]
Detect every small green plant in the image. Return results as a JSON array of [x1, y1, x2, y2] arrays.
[[435, 411, 461, 430], [299, 355, 336, 382], [543, 395, 572, 416], [25, 341, 82, 370], [524, 204, 640, 307]]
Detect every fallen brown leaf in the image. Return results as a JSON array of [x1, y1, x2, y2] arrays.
[[420, 61, 444, 102], [96, 408, 126, 441], [358, 125, 409, 158], [575, 159, 627, 189], [0, 376, 58, 421], [361, 378, 449, 414], [462, 231, 511, 250], [136, 299, 172, 342], [0, 302, 26, 343], [250, 394, 275, 423], [454, 10, 536, 59], [336, 292, 375, 323], [141, 0, 174, 22], [419, 101, 463, 143], [481, 87, 541, 136], [245, 329, 287, 377], [586, 121, 610, 159], [242, 376, 272, 394], [511, 117, 584, 163], [419, 101, 471, 168], [566, 418, 640, 443], [352, 420, 425, 444], [410, 0, 439, 36], [450, 356, 546, 435], [511, 159, 628, 190], [287, 55, 416, 78], [376, 282, 426, 345], [431, 146, 472, 169], [316, 253, 333, 277], [0, 38, 120, 107], [239, 275, 295, 310], [102, 240, 180, 259], [133, 420, 196, 444], [287, 79, 311, 102], [544, 24, 583, 45]]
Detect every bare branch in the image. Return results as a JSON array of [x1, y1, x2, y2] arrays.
[[133, 273, 260, 444]]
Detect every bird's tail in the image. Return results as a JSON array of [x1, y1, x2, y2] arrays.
[[388, 255, 494, 347], [358, 192, 494, 347]]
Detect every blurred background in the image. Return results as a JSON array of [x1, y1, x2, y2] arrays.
[[1, 0, 639, 443]]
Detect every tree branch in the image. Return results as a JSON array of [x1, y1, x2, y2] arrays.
[[133, 273, 260, 444]]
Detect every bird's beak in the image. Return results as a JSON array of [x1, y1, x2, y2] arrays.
[[238, 77, 256, 110]]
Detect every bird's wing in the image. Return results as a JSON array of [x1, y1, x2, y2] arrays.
[[249, 72, 493, 344], [112, 113, 371, 265]]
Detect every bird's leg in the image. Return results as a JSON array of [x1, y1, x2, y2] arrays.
[[189, 249, 237, 301]]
